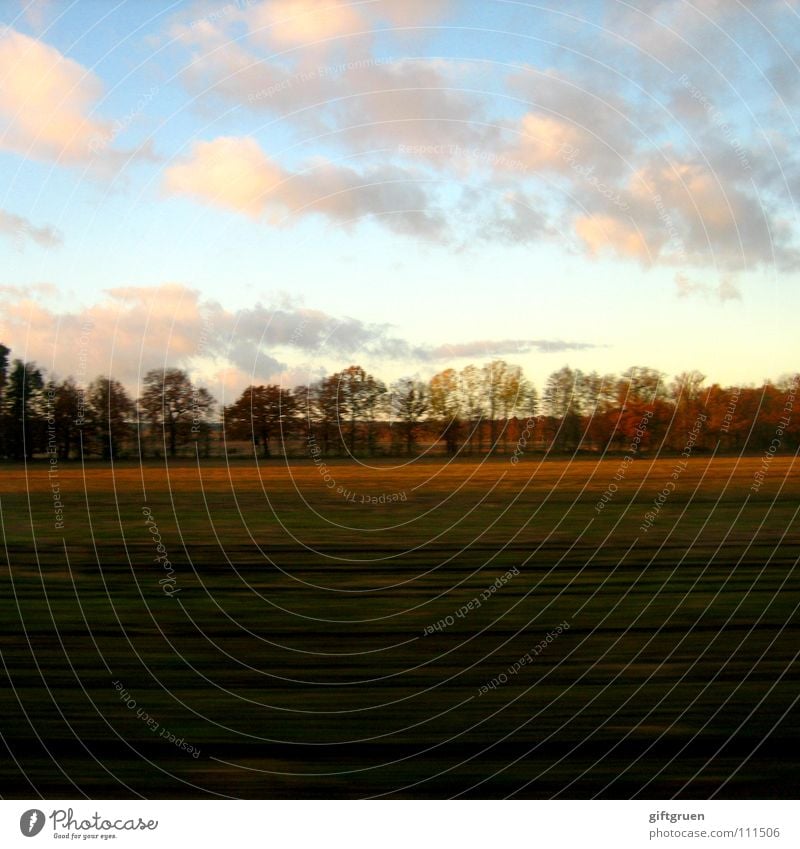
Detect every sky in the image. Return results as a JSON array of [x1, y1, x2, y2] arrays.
[[1, 0, 799, 403]]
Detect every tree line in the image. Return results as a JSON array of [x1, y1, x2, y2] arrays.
[[0, 343, 797, 461]]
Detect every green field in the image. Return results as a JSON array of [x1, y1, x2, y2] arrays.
[[1, 455, 798, 798]]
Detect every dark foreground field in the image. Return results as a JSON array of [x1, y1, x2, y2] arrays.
[[1, 455, 798, 798]]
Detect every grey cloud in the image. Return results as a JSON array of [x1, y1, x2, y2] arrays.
[[675, 272, 742, 302], [282, 160, 450, 241], [0, 209, 62, 249], [0, 284, 600, 397], [416, 339, 600, 360], [626, 152, 800, 270], [181, 46, 501, 169], [505, 66, 637, 179], [210, 300, 600, 363], [477, 191, 553, 245]]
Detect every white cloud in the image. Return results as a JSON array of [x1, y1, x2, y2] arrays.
[[164, 136, 283, 217], [246, 0, 365, 48], [0, 27, 110, 163]]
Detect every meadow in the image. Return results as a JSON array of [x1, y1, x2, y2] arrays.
[[0, 455, 798, 798]]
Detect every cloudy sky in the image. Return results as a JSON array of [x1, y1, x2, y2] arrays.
[[1, 0, 798, 401]]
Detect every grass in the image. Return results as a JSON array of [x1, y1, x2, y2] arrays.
[[1, 455, 798, 798]]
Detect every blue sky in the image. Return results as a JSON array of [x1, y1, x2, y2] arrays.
[[1, 0, 799, 397]]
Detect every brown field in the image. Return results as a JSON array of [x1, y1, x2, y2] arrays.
[[1, 455, 798, 798]]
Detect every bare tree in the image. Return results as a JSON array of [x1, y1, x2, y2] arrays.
[[139, 368, 214, 458], [3, 359, 45, 460], [332, 365, 387, 455], [47, 378, 84, 459], [224, 385, 296, 458], [429, 368, 461, 455], [544, 366, 582, 451], [86, 377, 135, 460], [304, 378, 340, 456], [496, 363, 525, 452], [390, 378, 428, 455], [459, 365, 485, 453], [482, 360, 509, 450], [669, 370, 707, 451]]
